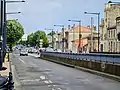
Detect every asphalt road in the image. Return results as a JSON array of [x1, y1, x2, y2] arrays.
[[11, 52, 120, 90]]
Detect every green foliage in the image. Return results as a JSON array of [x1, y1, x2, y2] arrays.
[[27, 30, 49, 47], [18, 39, 27, 45], [7, 20, 24, 50], [48, 31, 55, 36]]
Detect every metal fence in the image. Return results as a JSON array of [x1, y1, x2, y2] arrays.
[[42, 52, 120, 63]]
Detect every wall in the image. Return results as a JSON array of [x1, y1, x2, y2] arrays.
[[41, 53, 120, 77]]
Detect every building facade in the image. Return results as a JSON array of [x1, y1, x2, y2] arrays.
[[100, 3, 120, 52], [54, 25, 98, 53]]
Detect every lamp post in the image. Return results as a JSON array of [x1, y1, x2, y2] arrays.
[[3, 0, 25, 56], [54, 25, 64, 52], [68, 20, 81, 53], [84, 12, 100, 52], [6, 12, 21, 14], [45, 28, 54, 48], [0, 0, 25, 68], [6, 0, 25, 3], [108, 1, 120, 4]]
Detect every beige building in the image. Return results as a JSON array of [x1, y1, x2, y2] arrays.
[[100, 3, 120, 52], [54, 25, 98, 53]]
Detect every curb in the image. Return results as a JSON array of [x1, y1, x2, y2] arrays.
[[40, 57, 120, 82]]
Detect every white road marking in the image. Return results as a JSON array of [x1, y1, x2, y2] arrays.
[[52, 88, 55, 90], [40, 76, 46, 80], [57, 88, 62, 90], [44, 80, 49, 84], [21, 79, 40, 82], [19, 58, 26, 64], [48, 80, 52, 83]]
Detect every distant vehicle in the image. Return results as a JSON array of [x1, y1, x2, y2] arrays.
[[45, 48, 54, 52], [32, 49, 38, 53], [20, 49, 28, 56], [54, 49, 62, 52]]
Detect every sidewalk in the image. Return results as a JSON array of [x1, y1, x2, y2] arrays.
[[0, 56, 10, 76]]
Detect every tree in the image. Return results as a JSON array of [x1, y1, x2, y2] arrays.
[[7, 20, 24, 51], [27, 30, 49, 47], [48, 31, 55, 36], [27, 33, 34, 46]]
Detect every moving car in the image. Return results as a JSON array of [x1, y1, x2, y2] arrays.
[[20, 49, 28, 56]]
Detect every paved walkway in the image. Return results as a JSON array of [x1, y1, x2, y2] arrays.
[[0, 57, 10, 76]]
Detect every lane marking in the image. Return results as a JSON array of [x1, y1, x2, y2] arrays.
[[57, 88, 62, 90], [19, 58, 26, 64], [40, 76, 46, 80], [21, 79, 40, 82], [48, 80, 52, 83], [52, 88, 55, 90], [44, 80, 49, 84]]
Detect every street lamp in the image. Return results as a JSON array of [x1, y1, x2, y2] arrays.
[[6, 0, 25, 3], [3, 0, 25, 54], [68, 20, 82, 53], [108, 1, 120, 4], [54, 25, 64, 52], [84, 11, 100, 52], [45, 28, 54, 48], [6, 12, 21, 14]]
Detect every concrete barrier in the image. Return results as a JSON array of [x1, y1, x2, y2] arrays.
[[41, 54, 120, 78]]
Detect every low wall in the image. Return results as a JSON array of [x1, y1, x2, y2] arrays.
[[41, 54, 120, 77]]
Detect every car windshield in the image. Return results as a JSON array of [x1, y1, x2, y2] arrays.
[[3, 0, 120, 90]]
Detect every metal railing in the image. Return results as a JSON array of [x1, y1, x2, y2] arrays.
[[42, 52, 120, 63]]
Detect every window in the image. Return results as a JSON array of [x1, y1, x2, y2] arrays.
[[109, 30, 110, 38], [109, 42, 110, 52]]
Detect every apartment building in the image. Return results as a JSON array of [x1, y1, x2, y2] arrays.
[[100, 3, 120, 52], [54, 25, 98, 53]]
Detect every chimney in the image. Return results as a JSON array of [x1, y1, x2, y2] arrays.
[[68, 25, 71, 30], [71, 24, 75, 29], [87, 25, 90, 28]]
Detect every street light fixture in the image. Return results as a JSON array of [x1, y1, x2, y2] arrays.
[[68, 20, 82, 53], [45, 28, 54, 48], [6, 12, 21, 14], [54, 24, 64, 52], [84, 11, 100, 52], [6, 0, 25, 3], [2, 0, 25, 62], [108, 1, 120, 4]]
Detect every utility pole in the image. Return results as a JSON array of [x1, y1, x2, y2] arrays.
[[91, 17, 93, 52], [45, 28, 54, 48], [84, 12, 100, 52], [54, 25, 64, 52], [3, 0, 6, 62], [68, 20, 81, 53], [0, 0, 4, 69]]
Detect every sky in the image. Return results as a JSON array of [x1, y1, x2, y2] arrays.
[[7, 0, 120, 34]]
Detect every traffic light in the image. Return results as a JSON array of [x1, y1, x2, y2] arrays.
[[117, 32, 120, 41]]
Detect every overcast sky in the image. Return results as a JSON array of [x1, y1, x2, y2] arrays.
[[7, 0, 119, 34]]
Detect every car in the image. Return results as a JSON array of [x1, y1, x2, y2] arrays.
[[54, 49, 62, 52], [45, 48, 55, 52], [20, 50, 28, 56]]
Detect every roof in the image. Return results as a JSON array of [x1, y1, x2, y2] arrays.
[[73, 25, 91, 33], [75, 39, 88, 48]]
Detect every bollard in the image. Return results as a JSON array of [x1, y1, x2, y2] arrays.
[[8, 52, 9, 62], [8, 72, 14, 90]]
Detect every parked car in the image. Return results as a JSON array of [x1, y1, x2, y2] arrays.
[[20, 49, 28, 56]]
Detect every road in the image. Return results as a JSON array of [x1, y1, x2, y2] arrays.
[[11, 52, 120, 90]]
